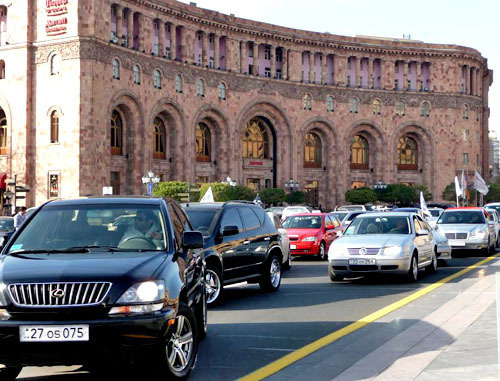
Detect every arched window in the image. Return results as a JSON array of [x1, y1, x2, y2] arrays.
[[50, 54, 61, 75], [463, 104, 469, 119], [175, 74, 183, 93], [242, 119, 269, 159], [196, 123, 211, 162], [303, 94, 312, 110], [350, 135, 369, 169], [349, 98, 358, 113], [218, 82, 226, 100], [463, 129, 470, 142], [50, 110, 59, 143], [0, 109, 6, 155], [326, 96, 334, 112], [110, 110, 122, 155], [197, 79, 205, 97], [397, 136, 418, 170], [304, 132, 322, 168], [153, 117, 166, 160], [396, 101, 405, 116], [0, 60, 5, 79], [133, 65, 140, 84], [153, 69, 161, 89], [372, 99, 381, 115], [112, 59, 120, 79], [420, 101, 430, 117]]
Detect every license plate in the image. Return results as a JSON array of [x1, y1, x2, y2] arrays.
[[449, 240, 466, 247], [348, 258, 376, 265], [20, 325, 89, 342], [290, 245, 296, 249]]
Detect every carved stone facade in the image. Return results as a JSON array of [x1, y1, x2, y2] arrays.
[[0, 0, 493, 210]]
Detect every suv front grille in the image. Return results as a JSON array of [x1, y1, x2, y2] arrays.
[[8, 282, 112, 307], [348, 248, 380, 255], [445, 233, 468, 239]]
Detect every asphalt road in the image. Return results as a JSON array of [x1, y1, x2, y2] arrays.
[[16, 252, 490, 380]]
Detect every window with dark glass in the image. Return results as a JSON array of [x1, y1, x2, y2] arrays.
[[196, 123, 211, 162], [50, 110, 59, 143], [421, 101, 430, 117], [396, 101, 405, 116], [246, 178, 260, 191], [133, 65, 140, 84], [112, 59, 120, 79], [0, 109, 6, 155], [349, 98, 358, 113], [397, 136, 418, 170], [242, 119, 269, 159], [350, 135, 369, 169], [304, 132, 322, 168], [238, 207, 261, 231], [110, 171, 120, 195], [220, 208, 243, 233], [153, 117, 166, 160], [303, 94, 312, 110], [110, 110, 122, 155]]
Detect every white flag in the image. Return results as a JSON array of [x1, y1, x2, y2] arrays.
[[200, 186, 214, 203], [473, 170, 489, 196], [455, 176, 462, 198], [461, 169, 466, 199], [420, 191, 431, 217]]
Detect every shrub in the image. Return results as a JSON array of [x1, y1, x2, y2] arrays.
[[259, 188, 286, 206], [345, 188, 377, 204], [285, 191, 306, 205]]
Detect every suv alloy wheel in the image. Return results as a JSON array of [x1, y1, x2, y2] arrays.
[[259, 253, 281, 292], [205, 265, 222, 305]]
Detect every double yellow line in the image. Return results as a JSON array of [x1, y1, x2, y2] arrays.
[[240, 254, 500, 380]]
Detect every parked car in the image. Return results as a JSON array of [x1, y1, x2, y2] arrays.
[[0, 217, 15, 245], [283, 213, 344, 260], [182, 201, 283, 306], [336, 205, 366, 211], [435, 207, 496, 254], [484, 203, 500, 217], [265, 206, 285, 220], [431, 224, 452, 265], [485, 208, 500, 247], [281, 206, 311, 221], [332, 211, 368, 226], [328, 212, 438, 282], [0, 197, 206, 380], [267, 212, 291, 270], [427, 208, 444, 227]]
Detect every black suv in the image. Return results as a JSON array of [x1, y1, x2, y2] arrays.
[[182, 201, 282, 305], [0, 197, 206, 380]]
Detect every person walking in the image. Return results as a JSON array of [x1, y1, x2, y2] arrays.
[[14, 206, 27, 230]]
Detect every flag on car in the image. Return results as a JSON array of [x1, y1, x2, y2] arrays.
[[253, 193, 263, 207], [473, 170, 489, 195], [455, 176, 462, 198], [420, 191, 432, 217], [200, 186, 214, 203]]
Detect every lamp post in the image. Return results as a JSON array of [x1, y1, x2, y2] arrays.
[[141, 170, 161, 196], [222, 176, 237, 187], [284, 178, 300, 191]]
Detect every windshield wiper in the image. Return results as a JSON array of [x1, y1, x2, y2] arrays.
[[9, 247, 94, 255]]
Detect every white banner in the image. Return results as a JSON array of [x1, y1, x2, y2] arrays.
[[200, 186, 214, 203], [420, 191, 431, 217], [455, 176, 462, 198], [474, 170, 489, 196]]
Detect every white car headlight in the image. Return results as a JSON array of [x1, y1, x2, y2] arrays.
[[471, 229, 485, 238], [383, 246, 402, 256], [328, 246, 347, 259], [117, 280, 165, 304], [302, 236, 317, 242]]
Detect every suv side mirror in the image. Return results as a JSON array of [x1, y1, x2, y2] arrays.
[[326, 224, 334, 230], [222, 225, 240, 237], [182, 231, 204, 250]]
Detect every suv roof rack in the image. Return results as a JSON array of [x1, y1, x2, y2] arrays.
[[222, 200, 257, 207]]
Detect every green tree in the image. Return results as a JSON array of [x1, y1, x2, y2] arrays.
[[227, 185, 256, 201], [285, 191, 306, 205], [198, 183, 255, 202], [153, 181, 189, 201], [259, 188, 286, 206], [413, 184, 432, 201], [485, 183, 500, 203], [378, 184, 417, 205], [442, 182, 456, 202], [345, 188, 377, 204]]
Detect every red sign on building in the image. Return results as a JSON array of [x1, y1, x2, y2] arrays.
[[249, 161, 263, 166], [46, 0, 68, 36]]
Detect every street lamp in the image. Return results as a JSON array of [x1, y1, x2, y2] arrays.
[[142, 170, 161, 195], [222, 176, 237, 187], [284, 178, 300, 191], [373, 180, 387, 190]]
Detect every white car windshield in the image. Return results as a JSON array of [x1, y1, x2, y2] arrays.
[[437, 211, 485, 224], [345, 216, 410, 235]]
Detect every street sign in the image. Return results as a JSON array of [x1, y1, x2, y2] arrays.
[[15, 186, 30, 192], [147, 182, 153, 196]]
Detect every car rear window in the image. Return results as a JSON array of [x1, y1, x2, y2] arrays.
[[184, 209, 218, 236], [238, 207, 261, 231], [283, 216, 322, 229]]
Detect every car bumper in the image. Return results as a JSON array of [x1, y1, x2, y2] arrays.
[[448, 238, 488, 251], [290, 241, 319, 256], [329, 256, 411, 276], [0, 309, 176, 367]]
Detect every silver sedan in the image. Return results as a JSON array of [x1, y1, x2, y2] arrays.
[[328, 212, 437, 282]]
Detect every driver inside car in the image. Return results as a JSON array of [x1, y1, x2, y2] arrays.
[[119, 210, 163, 249]]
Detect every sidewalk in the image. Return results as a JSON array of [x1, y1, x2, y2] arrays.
[[268, 258, 500, 381]]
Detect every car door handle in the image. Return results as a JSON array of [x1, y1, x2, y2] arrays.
[[243, 240, 250, 245], [264, 237, 271, 241]]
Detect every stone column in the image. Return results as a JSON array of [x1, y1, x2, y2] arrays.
[[240, 41, 247, 73], [471, 67, 476, 95], [355, 57, 361, 87], [127, 11, 134, 49], [282, 48, 288, 80], [158, 20, 165, 57], [253, 43, 259, 76], [289, 49, 301, 82], [465, 65, 470, 94], [171, 24, 177, 60], [183, 28, 193, 63], [334, 55, 346, 87], [137, 14, 144, 52], [270, 45, 276, 78], [368, 58, 373, 88], [321, 53, 327, 84], [214, 35, 220, 69], [416, 61, 422, 91], [115, 5, 122, 44], [309, 52, 314, 83], [403, 61, 408, 90], [202, 32, 209, 67]]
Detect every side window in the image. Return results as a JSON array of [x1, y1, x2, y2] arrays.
[[253, 207, 266, 226], [273, 215, 282, 229], [332, 216, 340, 227], [220, 208, 243, 233], [167, 203, 183, 250], [413, 217, 423, 232], [238, 207, 260, 231], [173, 203, 193, 231]]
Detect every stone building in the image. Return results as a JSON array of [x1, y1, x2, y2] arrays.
[[0, 0, 493, 210]]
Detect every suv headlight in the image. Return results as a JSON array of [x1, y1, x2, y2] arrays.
[[383, 246, 402, 256], [470, 229, 485, 238], [302, 236, 317, 242], [109, 280, 166, 315]]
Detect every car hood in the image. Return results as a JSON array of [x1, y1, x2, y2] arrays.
[[436, 224, 486, 233], [285, 228, 321, 240], [332, 234, 410, 248], [0, 251, 168, 285]]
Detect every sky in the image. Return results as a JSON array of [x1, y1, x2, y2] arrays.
[[179, 0, 499, 135]]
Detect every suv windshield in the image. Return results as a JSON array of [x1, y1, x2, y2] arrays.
[[345, 216, 410, 235], [282, 216, 322, 229], [7, 204, 168, 253], [184, 209, 218, 236], [437, 211, 486, 224]]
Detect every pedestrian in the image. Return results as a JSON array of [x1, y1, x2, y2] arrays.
[[14, 206, 27, 230]]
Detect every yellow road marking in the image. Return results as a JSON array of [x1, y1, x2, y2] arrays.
[[240, 254, 500, 381]]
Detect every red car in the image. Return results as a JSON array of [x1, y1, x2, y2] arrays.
[[283, 213, 344, 260]]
